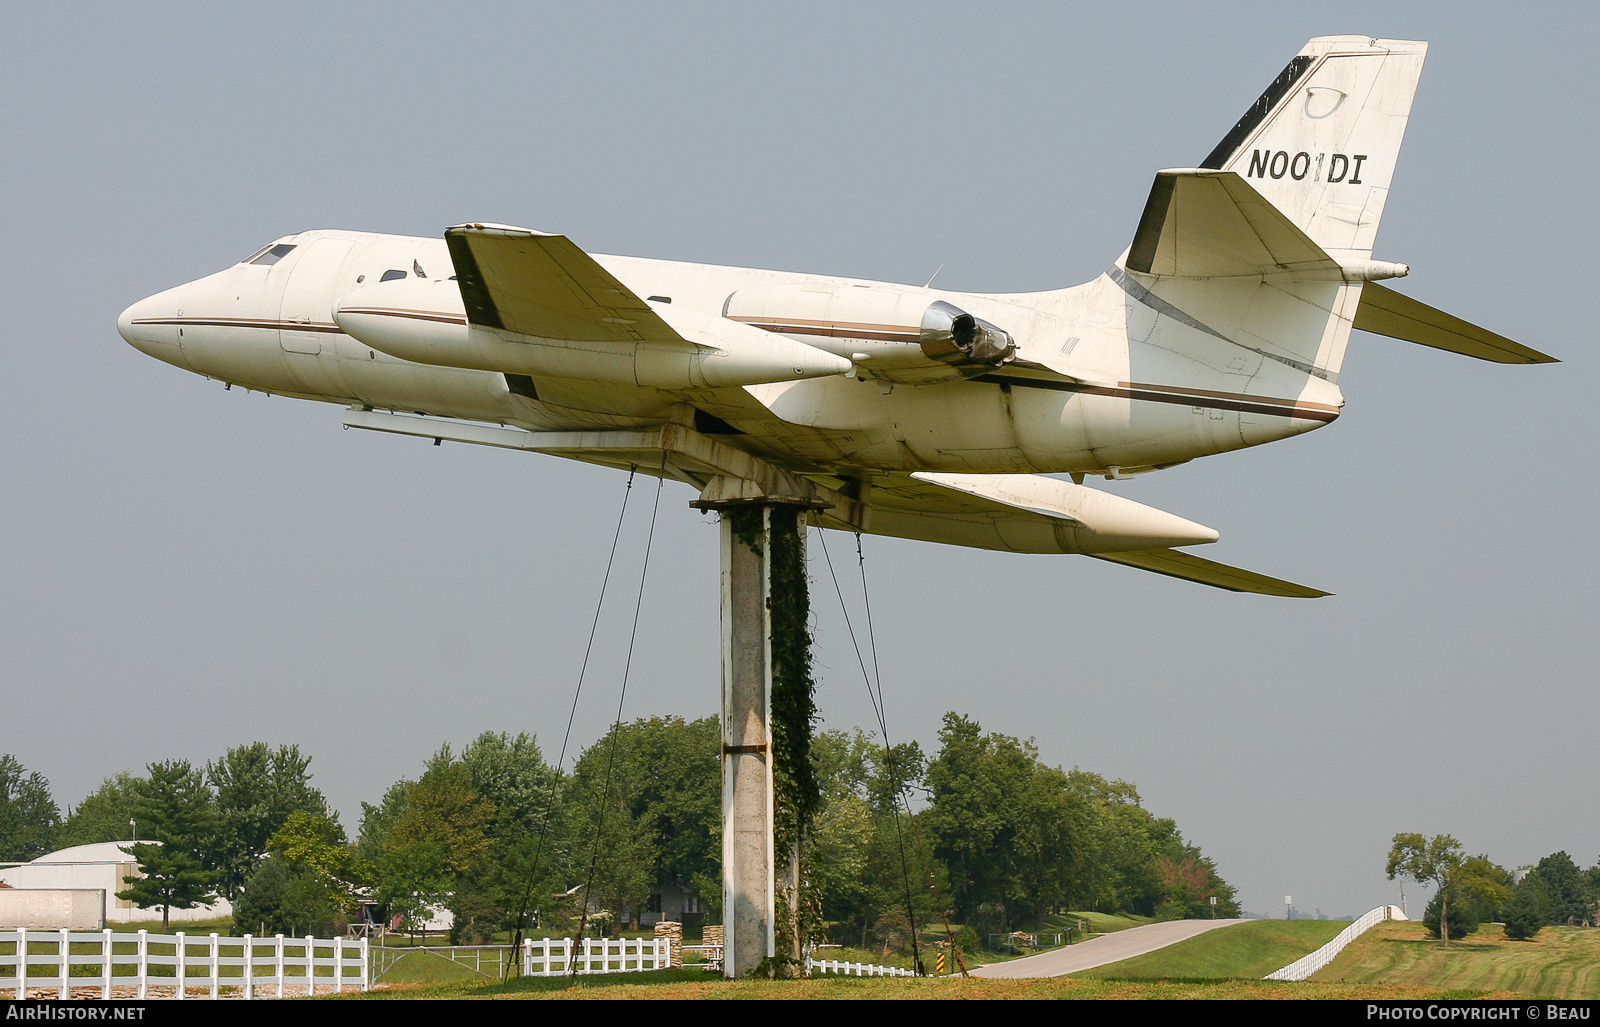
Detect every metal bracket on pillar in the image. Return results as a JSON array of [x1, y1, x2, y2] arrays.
[[690, 480, 826, 979]]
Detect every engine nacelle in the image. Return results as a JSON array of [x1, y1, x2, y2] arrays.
[[723, 283, 1016, 383], [332, 278, 849, 389]]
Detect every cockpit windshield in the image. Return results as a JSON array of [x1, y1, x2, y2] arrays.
[[242, 243, 297, 266]]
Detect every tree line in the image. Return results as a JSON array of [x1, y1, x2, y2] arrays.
[[1387, 833, 1600, 944], [0, 713, 1241, 950]]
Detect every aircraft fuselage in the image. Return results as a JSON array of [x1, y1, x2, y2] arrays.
[[120, 229, 1339, 480]]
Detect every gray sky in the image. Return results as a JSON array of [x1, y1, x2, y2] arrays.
[[3, 1, 1594, 918]]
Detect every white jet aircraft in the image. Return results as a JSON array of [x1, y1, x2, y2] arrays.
[[119, 36, 1552, 597]]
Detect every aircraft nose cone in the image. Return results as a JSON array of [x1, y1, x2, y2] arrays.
[[118, 286, 188, 364]]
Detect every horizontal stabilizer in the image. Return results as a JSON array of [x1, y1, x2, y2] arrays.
[[1090, 548, 1330, 598], [445, 223, 681, 344], [1353, 282, 1556, 364], [1126, 169, 1342, 278]]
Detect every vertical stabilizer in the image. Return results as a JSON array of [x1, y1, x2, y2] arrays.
[[1199, 37, 1427, 263]]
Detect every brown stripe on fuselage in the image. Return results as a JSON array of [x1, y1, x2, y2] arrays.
[[729, 315, 919, 344], [336, 307, 469, 326], [131, 317, 345, 334], [732, 317, 1337, 422], [972, 374, 1340, 423]]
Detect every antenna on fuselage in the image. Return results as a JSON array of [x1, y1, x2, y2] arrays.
[[922, 264, 945, 289]]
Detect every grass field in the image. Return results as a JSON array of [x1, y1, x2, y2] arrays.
[[1076, 919, 1348, 980], [377, 949, 495, 987], [1056, 911, 1154, 935], [336, 967, 1513, 1001], [1314, 920, 1600, 999]]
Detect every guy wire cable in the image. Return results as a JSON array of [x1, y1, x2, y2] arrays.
[[824, 531, 969, 976], [817, 529, 923, 976], [854, 532, 969, 977], [855, 533, 969, 975], [506, 468, 636, 976], [568, 473, 665, 978]]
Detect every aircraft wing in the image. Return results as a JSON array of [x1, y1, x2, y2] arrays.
[[1088, 548, 1331, 598], [444, 223, 682, 344], [1353, 282, 1556, 364], [1125, 169, 1340, 278], [832, 471, 1329, 597]]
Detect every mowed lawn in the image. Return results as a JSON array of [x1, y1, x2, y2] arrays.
[[1314, 920, 1600, 999], [341, 968, 1507, 1001], [1075, 919, 1348, 980]]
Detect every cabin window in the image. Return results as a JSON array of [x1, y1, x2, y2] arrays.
[[245, 243, 296, 266], [647, 295, 672, 304], [380, 269, 408, 282]]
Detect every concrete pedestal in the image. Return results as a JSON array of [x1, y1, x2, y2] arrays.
[[717, 505, 777, 979]]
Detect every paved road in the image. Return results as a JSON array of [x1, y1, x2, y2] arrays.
[[967, 919, 1247, 978]]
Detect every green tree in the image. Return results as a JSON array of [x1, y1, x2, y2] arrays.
[[926, 714, 1135, 929], [563, 728, 659, 930], [57, 773, 145, 848], [232, 811, 361, 937], [923, 713, 1039, 926], [370, 754, 495, 934], [454, 731, 569, 939], [1386, 835, 1505, 947], [1532, 852, 1591, 926], [458, 732, 561, 835], [358, 779, 413, 861], [207, 743, 329, 900], [1503, 877, 1547, 940], [1423, 888, 1479, 940], [0, 755, 60, 861], [605, 717, 721, 911], [805, 730, 946, 954], [116, 761, 221, 928], [1065, 771, 1163, 914]]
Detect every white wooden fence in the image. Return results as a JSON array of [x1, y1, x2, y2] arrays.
[[805, 956, 917, 977], [521, 936, 670, 976], [1, 928, 367, 999], [1262, 905, 1408, 981]]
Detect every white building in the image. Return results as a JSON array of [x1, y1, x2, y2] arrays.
[[0, 842, 232, 924]]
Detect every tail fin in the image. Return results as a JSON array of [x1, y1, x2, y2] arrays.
[[1198, 36, 1428, 262]]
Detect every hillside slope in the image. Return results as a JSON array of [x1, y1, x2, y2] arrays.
[[1077, 919, 1346, 979], [1314, 921, 1600, 999]]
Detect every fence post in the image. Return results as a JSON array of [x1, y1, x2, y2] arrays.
[[335, 935, 346, 995], [135, 929, 149, 1000], [58, 927, 70, 1001], [101, 928, 112, 1000], [360, 936, 370, 992], [242, 933, 253, 1000], [175, 931, 186, 1000], [304, 935, 315, 997], [14, 921, 27, 998], [208, 933, 219, 1000]]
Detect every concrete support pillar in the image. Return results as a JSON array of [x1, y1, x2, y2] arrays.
[[692, 479, 824, 980], [717, 504, 776, 979]]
